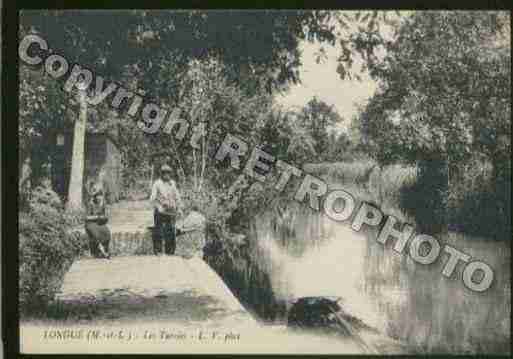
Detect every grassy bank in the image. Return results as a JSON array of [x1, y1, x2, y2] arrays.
[[304, 159, 511, 241]]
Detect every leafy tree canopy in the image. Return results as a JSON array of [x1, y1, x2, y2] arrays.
[[357, 11, 510, 169]]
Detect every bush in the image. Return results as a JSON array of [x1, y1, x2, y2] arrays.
[[449, 159, 511, 240], [19, 184, 86, 315]]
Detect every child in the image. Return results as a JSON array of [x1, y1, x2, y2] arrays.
[[175, 204, 206, 259], [85, 183, 111, 259]]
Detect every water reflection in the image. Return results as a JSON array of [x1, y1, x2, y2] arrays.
[[251, 207, 511, 354]]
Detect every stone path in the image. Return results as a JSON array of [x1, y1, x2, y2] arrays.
[[20, 254, 376, 355], [55, 255, 255, 326], [108, 200, 154, 229], [20, 200, 407, 354], [72, 200, 154, 233]]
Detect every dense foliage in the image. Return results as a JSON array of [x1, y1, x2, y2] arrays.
[[356, 11, 510, 237], [19, 182, 86, 313], [18, 11, 347, 209]]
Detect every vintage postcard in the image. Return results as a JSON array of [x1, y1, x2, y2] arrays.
[[11, 8, 511, 356]]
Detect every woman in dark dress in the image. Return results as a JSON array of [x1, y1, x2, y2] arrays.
[[85, 184, 111, 259]]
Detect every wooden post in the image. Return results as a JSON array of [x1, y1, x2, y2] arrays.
[[66, 91, 87, 212]]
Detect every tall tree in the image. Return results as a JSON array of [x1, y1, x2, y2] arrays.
[[298, 97, 343, 159], [357, 11, 510, 234]]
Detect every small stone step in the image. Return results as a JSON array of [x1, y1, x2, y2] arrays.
[[69, 227, 154, 257], [110, 230, 154, 256], [72, 227, 207, 258], [69, 200, 207, 257]]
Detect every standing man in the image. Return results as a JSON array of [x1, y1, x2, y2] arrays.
[[150, 164, 183, 255]]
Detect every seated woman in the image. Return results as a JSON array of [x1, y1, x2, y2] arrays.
[[85, 183, 111, 259]]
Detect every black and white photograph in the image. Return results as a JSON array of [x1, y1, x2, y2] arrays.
[[8, 7, 511, 355]]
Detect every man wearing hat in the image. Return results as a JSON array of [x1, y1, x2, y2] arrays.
[[150, 164, 183, 255]]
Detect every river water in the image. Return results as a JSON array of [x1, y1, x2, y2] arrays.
[[246, 203, 510, 354]]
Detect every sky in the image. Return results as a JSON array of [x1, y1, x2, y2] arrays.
[[277, 40, 378, 133]]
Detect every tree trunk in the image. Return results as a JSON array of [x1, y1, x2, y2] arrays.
[[66, 91, 87, 211]]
